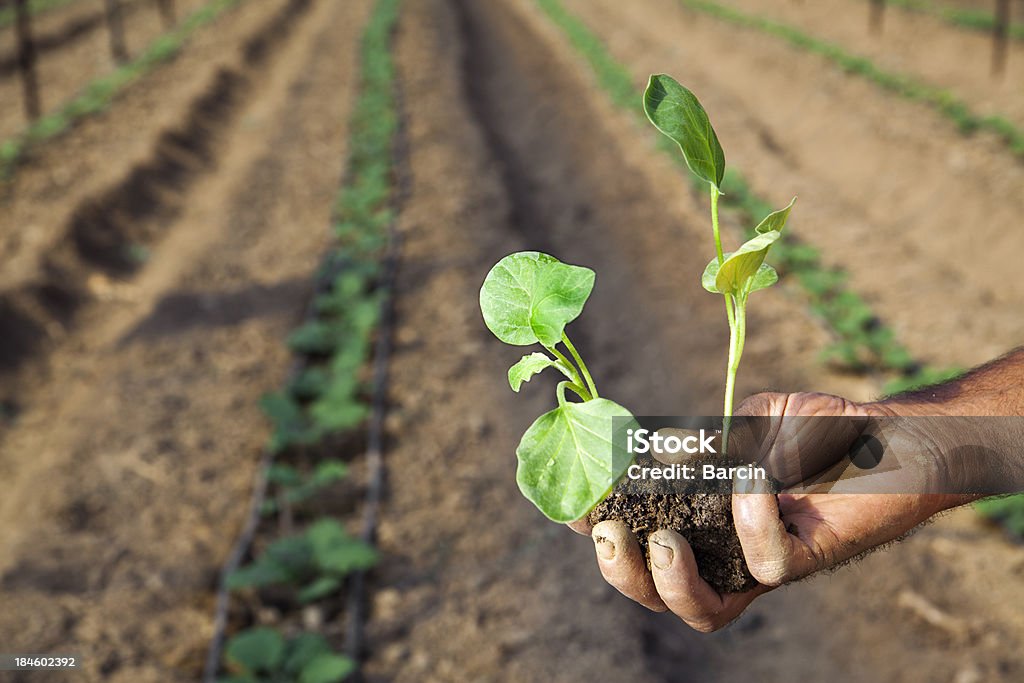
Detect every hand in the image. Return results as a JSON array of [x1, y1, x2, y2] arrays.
[[572, 392, 960, 632]]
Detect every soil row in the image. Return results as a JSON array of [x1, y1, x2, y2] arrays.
[[0, 0, 375, 678], [361, 0, 1024, 680]]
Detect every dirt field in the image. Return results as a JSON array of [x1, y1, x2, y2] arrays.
[[721, 0, 1024, 125], [570, 0, 1024, 373], [1, 0, 1022, 680], [363, 0, 1024, 680], [0, 0, 373, 678], [0, 0, 210, 140]]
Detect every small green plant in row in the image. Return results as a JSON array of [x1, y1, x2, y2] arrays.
[[228, 519, 377, 603], [259, 460, 349, 516], [261, 0, 400, 452], [975, 494, 1024, 538], [679, 0, 1024, 156], [0, 0, 247, 178], [221, 628, 354, 683], [219, 0, 402, 679]]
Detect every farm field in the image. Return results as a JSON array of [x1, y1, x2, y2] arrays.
[[0, 0, 210, 140], [0, 0, 1022, 681]]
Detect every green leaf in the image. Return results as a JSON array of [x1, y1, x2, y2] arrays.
[[299, 654, 356, 683], [753, 197, 796, 235], [643, 74, 725, 189], [265, 534, 316, 576], [703, 258, 777, 295], [225, 627, 285, 674], [306, 519, 378, 575], [298, 576, 342, 603], [479, 252, 595, 347], [508, 352, 574, 392], [704, 199, 794, 296], [701, 257, 721, 293], [284, 634, 332, 676], [225, 557, 292, 590], [516, 398, 637, 523], [747, 263, 779, 293], [715, 231, 782, 296]]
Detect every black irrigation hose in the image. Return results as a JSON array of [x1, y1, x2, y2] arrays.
[[202, 253, 349, 683], [203, 10, 408, 679]]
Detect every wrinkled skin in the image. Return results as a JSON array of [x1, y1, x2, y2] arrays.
[[569, 392, 972, 632]]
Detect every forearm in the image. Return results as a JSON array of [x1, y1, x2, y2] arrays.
[[877, 347, 1024, 503], [882, 347, 1024, 416]]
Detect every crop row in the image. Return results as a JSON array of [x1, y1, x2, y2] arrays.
[[680, 0, 1024, 158], [536, 0, 1024, 535], [0, 0, 247, 178], [210, 0, 402, 680], [535, 0, 956, 392]]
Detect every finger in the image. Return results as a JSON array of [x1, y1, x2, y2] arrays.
[[591, 521, 667, 612], [732, 478, 817, 586], [647, 529, 766, 632], [567, 517, 593, 536]]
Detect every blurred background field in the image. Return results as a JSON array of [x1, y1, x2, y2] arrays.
[[1, 0, 1023, 681]]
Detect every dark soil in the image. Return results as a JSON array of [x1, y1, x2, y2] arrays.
[[589, 480, 757, 593]]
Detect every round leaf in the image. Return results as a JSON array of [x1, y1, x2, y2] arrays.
[[480, 252, 595, 347], [225, 627, 285, 674], [643, 74, 725, 189], [516, 398, 637, 523], [748, 263, 779, 294], [701, 256, 721, 293], [299, 654, 356, 683]]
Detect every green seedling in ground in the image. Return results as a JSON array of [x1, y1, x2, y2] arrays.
[[220, 628, 354, 683], [227, 519, 377, 603], [643, 74, 795, 445], [479, 252, 638, 523], [975, 494, 1024, 538], [260, 460, 349, 516]]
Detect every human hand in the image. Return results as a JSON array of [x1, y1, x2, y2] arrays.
[[572, 392, 961, 631]]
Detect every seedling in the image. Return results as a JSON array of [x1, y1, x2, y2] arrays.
[[227, 519, 377, 603], [221, 628, 354, 683], [643, 74, 795, 445], [479, 77, 793, 526], [479, 252, 636, 523]]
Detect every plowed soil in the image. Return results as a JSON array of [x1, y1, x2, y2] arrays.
[[0, 0, 373, 679], [362, 0, 1024, 681], [0, 0, 209, 140], [1, 0, 1022, 680]]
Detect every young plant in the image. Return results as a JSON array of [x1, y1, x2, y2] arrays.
[[643, 74, 795, 445], [220, 628, 354, 683], [479, 252, 636, 523], [227, 519, 377, 603]]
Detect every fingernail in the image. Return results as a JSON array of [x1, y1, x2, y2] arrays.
[[734, 474, 767, 494], [594, 536, 615, 561], [649, 536, 673, 570]]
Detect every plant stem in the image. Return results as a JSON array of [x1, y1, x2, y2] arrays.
[[711, 184, 736, 328], [557, 380, 590, 406], [710, 184, 724, 264], [548, 345, 587, 393], [721, 294, 747, 454], [561, 333, 599, 399]]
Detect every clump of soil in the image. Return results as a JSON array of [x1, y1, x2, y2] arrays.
[[589, 466, 757, 593]]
